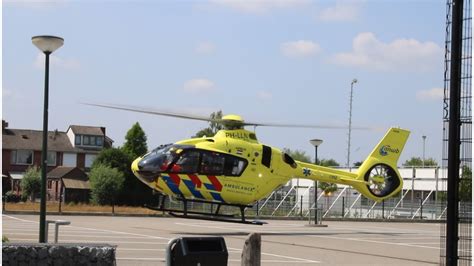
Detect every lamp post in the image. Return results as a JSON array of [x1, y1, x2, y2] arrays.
[[422, 135, 427, 167], [347, 79, 358, 169], [310, 139, 323, 224], [32, 35, 64, 243]]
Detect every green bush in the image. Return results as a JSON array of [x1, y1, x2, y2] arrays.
[[2, 235, 9, 243], [5, 191, 20, 203], [20, 166, 41, 201], [89, 164, 125, 205]]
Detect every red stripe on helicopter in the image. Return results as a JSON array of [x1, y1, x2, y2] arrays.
[[187, 174, 202, 188], [207, 175, 222, 191], [168, 173, 181, 186]]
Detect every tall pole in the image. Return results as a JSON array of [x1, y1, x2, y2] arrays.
[[347, 79, 357, 169], [446, 0, 463, 264], [39, 52, 51, 243], [314, 145, 318, 223], [422, 135, 426, 167], [32, 35, 63, 243], [310, 139, 323, 224]]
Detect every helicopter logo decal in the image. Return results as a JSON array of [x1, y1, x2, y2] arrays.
[[379, 145, 400, 156]]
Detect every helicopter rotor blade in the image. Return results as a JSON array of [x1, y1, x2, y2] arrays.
[[82, 103, 216, 123], [83, 102, 378, 131], [241, 121, 375, 130]]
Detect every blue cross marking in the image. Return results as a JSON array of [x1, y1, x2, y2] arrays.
[[303, 168, 311, 177]]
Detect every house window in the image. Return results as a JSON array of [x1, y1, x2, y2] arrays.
[[83, 135, 90, 145], [96, 136, 104, 146], [90, 136, 96, 146], [47, 180, 53, 189], [82, 135, 103, 146], [75, 135, 81, 145], [47, 151, 57, 166], [11, 150, 33, 165]]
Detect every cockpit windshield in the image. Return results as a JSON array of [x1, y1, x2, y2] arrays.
[[137, 144, 182, 175]]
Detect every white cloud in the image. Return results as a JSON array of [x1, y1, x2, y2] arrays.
[[417, 88, 444, 101], [331, 32, 442, 71], [210, 0, 309, 14], [34, 53, 80, 70], [183, 79, 216, 93], [257, 90, 272, 101], [195, 41, 216, 54], [281, 40, 321, 58], [317, 2, 362, 22]]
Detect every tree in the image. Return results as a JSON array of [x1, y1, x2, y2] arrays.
[[353, 161, 364, 167], [122, 122, 148, 158], [319, 158, 340, 167], [459, 166, 472, 202], [92, 147, 157, 206], [89, 164, 125, 212], [283, 148, 312, 163], [92, 147, 133, 175], [318, 182, 338, 195], [403, 157, 438, 167], [20, 166, 41, 202], [193, 111, 223, 138]]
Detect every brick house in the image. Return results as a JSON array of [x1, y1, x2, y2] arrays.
[[2, 120, 113, 200]]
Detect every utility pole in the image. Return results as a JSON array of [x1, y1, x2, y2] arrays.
[[347, 79, 357, 169]]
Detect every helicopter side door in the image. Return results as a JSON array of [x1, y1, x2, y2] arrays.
[[162, 150, 252, 204]]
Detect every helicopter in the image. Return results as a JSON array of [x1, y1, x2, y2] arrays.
[[86, 103, 410, 225]]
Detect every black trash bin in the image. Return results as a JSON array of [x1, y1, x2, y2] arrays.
[[169, 237, 228, 266]]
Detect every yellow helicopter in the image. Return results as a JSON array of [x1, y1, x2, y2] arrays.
[[86, 103, 410, 225]]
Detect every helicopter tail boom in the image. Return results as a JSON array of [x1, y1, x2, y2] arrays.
[[297, 127, 410, 201]]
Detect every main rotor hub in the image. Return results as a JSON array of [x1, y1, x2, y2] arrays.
[[221, 114, 244, 130]]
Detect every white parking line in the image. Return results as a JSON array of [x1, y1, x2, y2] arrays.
[[308, 234, 441, 250]]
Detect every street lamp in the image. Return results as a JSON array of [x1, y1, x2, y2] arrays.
[[310, 139, 323, 224], [32, 35, 64, 243], [422, 135, 427, 167], [347, 78, 358, 169]]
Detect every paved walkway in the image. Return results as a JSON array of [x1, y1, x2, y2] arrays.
[[2, 214, 442, 265]]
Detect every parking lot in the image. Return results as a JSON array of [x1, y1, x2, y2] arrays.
[[3, 214, 442, 265]]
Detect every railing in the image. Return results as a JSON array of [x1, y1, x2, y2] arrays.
[[162, 184, 454, 221]]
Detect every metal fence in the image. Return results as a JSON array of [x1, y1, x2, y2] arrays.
[[162, 184, 452, 221]]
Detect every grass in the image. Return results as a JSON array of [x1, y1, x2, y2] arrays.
[[4, 202, 160, 215]]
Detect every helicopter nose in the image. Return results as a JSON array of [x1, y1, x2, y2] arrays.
[[132, 157, 157, 184]]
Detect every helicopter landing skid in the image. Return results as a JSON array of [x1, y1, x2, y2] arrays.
[[145, 195, 266, 225], [168, 212, 266, 225]]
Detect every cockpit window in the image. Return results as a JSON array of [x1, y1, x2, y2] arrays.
[[170, 150, 200, 173], [141, 146, 248, 177], [137, 144, 175, 174]]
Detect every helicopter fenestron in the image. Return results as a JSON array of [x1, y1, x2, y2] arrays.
[[86, 103, 410, 225]]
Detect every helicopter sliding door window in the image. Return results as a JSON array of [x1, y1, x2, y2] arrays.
[[200, 152, 225, 175], [223, 155, 248, 176], [261, 145, 272, 168], [170, 150, 200, 173]]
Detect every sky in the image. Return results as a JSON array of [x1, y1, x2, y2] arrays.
[[3, 0, 447, 166]]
